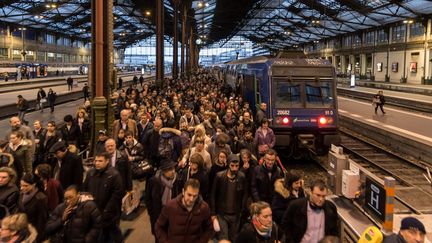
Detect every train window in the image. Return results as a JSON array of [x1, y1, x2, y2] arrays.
[[305, 82, 334, 107], [274, 81, 301, 108]]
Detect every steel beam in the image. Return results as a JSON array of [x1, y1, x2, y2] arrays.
[[156, 0, 164, 86], [172, 0, 179, 79]]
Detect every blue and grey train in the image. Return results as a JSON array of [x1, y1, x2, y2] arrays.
[[223, 56, 340, 156]]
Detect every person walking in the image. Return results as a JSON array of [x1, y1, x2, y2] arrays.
[[383, 216, 426, 243], [82, 83, 90, 101], [281, 179, 339, 243], [82, 152, 124, 243], [118, 77, 123, 90], [373, 90, 386, 114], [16, 95, 29, 125], [0, 213, 38, 243], [36, 88, 47, 112], [210, 154, 248, 242], [155, 179, 214, 243], [0, 167, 19, 213], [236, 201, 281, 243], [67, 76, 73, 91], [46, 185, 102, 243], [47, 88, 57, 113]]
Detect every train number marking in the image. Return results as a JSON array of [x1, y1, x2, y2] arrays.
[[277, 110, 290, 116], [325, 110, 334, 115]]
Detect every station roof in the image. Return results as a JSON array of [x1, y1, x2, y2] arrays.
[[0, 0, 431, 51]]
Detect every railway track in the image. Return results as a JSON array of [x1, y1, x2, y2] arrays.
[[339, 130, 432, 213]]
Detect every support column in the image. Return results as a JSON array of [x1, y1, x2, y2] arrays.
[[90, 0, 114, 155], [172, 0, 179, 79], [181, 6, 187, 77], [360, 54, 367, 76], [189, 26, 195, 71], [156, 0, 164, 87]]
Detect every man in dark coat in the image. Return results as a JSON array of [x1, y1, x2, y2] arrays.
[[281, 179, 338, 243], [82, 152, 125, 243], [210, 154, 248, 242], [32, 120, 46, 168], [60, 115, 81, 147], [105, 138, 132, 192], [250, 149, 283, 203], [145, 159, 184, 238], [383, 216, 426, 243], [82, 83, 90, 101], [67, 76, 73, 91], [155, 179, 214, 243], [50, 141, 84, 190], [0, 167, 19, 213], [142, 118, 163, 168], [46, 185, 102, 243]]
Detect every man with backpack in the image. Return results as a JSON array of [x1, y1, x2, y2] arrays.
[[16, 95, 29, 125], [158, 127, 182, 163]]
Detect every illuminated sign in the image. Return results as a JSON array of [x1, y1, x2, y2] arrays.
[[365, 178, 386, 221]]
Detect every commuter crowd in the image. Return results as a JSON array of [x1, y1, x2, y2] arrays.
[[0, 69, 427, 243]]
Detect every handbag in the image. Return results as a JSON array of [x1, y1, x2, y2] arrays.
[[131, 160, 154, 179], [40, 98, 47, 103], [372, 97, 380, 104]]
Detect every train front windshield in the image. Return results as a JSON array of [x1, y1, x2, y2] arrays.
[[274, 79, 335, 108]]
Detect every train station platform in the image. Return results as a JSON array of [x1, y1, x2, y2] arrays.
[[338, 78, 432, 96]]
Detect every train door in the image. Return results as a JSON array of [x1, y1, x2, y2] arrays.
[[253, 74, 261, 114]]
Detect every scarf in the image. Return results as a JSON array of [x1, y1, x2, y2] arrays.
[[160, 173, 176, 206], [252, 216, 272, 238]]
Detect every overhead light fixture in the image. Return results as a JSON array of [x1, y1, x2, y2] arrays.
[[18, 27, 27, 31], [284, 31, 291, 35], [197, 2, 204, 8], [403, 19, 414, 24], [145, 10, 151, 16], [311, 20, 320, 24]]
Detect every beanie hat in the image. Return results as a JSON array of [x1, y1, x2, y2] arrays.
[[400, 217, 426, 234]]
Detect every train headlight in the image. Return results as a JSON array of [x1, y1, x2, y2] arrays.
[[282, 117, 290, 124], [319, 117, 327, 125]]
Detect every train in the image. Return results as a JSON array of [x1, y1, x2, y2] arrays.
[[222, 55, 340, 156], [0, 61, 88, 80]]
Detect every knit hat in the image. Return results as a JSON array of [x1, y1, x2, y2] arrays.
[[227, 154, 240, 164], [49, 141, 67, 153], [400, 217, 426, 234]]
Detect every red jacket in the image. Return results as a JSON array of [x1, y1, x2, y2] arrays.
[[155, 194, 214, 243]]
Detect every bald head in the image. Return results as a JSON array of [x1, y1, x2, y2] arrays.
[[104, 138, 116, 154], [153, 118, 163, 132], [9, 117, 21, 129]]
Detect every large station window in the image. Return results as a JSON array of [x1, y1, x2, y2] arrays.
[[377, 29, 388, 44], [0, 48, 7, 58], [353, 35, 361, 47], [46, 34, 55, 44], [364, 31, 374, 45], [12, 49, 21, 61], [47, 52, 55, 62], [409, 22, 424, 38], [343, 36, 352, 47], [36, 51, 46, 62], [391, 25, 405, 42]]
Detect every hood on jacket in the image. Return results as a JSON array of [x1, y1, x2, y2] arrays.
[[20, 224, 37, 243], [159, 127, 181, 137], [123, 138, 139, 147], [274, 179, 290, 199], [79, 192, 95, 203]]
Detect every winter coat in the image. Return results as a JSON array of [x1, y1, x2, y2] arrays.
[[145, 170, 184, 234], [14, 224, 38, 243], [55, 151, 84, 190], [42, 131, 62, 167], [142, 128, 160, 167], [236, 222, 280, 243], [111, 149, 132, 191], [254, 127, 276, 149], [112, 119, 138, 140], [7, 140, 32, 180], [383, 233, 407, 243], [281, 197, 339, 243], [59, 123, 81, 147], [207, 143, 232, 164], [119, 140, 145, 163], [137, 121, 154, 145], [155, 194, 214, 243], [47, 91, 57, 104], [82, 166, 125, 228], [210, 170, 248, 216], [0, 183, 19, 213], [271, 179, 305, 225], [179, 167, 210, 202], [159, 127, 182, 162], [250, 164, 283, 203], [18, 190, 48, 243], [45, 179, 63, 212], [46, 194, 102, 243], [33, 128, 46, 166], [75, 118, 91, 147]]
